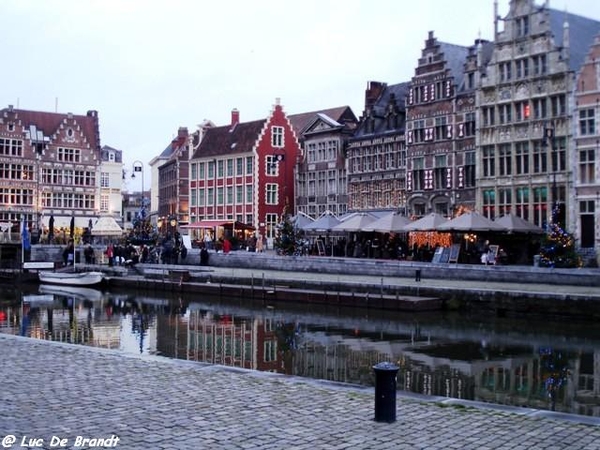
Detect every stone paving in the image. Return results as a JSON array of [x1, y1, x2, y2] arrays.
[[1, 334, 599, 450]]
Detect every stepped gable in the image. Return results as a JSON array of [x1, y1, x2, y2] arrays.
[[191, 118, 266, 158], [1, 107, 100, 150]]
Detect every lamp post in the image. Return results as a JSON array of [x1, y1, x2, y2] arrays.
[[131, 161, 145, 208]]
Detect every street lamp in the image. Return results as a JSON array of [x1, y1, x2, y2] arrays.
[[131, 161, 145, 208]]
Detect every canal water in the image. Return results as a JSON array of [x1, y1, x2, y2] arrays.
[[1, 284, 598, 418]]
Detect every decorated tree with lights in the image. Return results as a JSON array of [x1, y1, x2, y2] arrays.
[[539, 205, 581, 268], [274, 205, 297, 256]]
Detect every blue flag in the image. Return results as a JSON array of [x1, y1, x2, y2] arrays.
[[22, 218, 31, 251]]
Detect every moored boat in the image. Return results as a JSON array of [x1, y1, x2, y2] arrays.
[[38, 271, 104, 287]]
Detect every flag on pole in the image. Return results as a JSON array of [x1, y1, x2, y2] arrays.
[[22, 217, 30, 251]]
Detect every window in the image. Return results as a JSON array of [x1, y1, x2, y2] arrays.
[[533, 141, 547, 173], [498, 188, 512, 216], [198, 162, 205, 179], [483, 189, 495, 217], [226, 159, 234, 177], [532, 55, 547, 75], [580, 200, 596, 248], [516, 187, 530, 220], [579, 109, 595, 136], [100, 172, 110, 188], [515, 101, 530, 122], [208, 161, 215, 178], [499, 62, 512, 82], [515, 142, 529, 174], [550, 95, 566, 117], [235, 185, 243, 203], [265, 183, 278, 204], [482, 146, 495, 177], [245, 184, 253, 203], [412, 157, 425, 191], [226, 186, 233, 204], [57, 147, 81, 163], [190, 163, 197, 181], [498, 104, 512, 124], [532, 98, 547, 119], [100, 194, 109, 212], [265, 155, 279, 176], [464, 112, 476, 137], [532, 187, 548, 226], [579, 149, 595, 184], [482, 107, 495, 126], [217, 160, 224, 177], [515, 58, 529, 79], [236, 158, 243, 176], [434, 155, 447, 189], [271, 126, 284, 147], [464, 151, 476, 187], [265, 213, 278, 238], [198, 188, 205, 206], [498, 144, 512, 176], [190, 188, 197, 207], [516, 16, 529, 37], [207, 187, 214, 205], [435, 117, 447, 140], [246, 156, 253, 175]]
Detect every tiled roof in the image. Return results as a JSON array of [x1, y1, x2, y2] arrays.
[[548, 8, 600, 72], [288, 106, 354, 135], [353, 82, 410, 138], [439, 42, 470, 88], [191, 119, 266, 159], [1, 107, 100, 150]]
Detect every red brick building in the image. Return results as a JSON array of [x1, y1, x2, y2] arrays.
[[186, 99, 301, 246]]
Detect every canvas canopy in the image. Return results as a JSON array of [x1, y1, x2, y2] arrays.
[[91, 217, 123, 236]]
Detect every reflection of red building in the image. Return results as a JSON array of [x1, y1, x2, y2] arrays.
[[185, 309, 281, 372]]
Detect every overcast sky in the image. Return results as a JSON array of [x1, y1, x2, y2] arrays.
[[2, 0, 599, 191]]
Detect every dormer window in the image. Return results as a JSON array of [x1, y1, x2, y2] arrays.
[[7, 123, 15, 132], [66, 128, 74, 138]]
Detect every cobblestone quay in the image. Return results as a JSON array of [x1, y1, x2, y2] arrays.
[[1, 334, 599, 449]]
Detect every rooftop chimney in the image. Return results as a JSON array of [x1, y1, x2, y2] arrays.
[[231, 108, 240, 127], [178, 127, 188, 139]]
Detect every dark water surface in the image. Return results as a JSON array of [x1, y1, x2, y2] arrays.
[[1, 284, 599, 418]]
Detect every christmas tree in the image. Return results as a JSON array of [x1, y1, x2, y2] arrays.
[[274, 206, 297, 256], [539, 205, 581, 268]]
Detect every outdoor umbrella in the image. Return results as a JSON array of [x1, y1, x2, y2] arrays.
[[69, 216, 75, 238], [332, 213, 377, 232], [494, 213, 545, 234], [302, 212, 341, 232], [436, 211, 506, 232], [362, 212, 410, 233], [403, 212, 447, 231]]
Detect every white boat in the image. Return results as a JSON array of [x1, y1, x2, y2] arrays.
[[38, 271, 104, 286]]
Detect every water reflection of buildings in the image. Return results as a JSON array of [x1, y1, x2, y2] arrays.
[[157, 305, 281, 372], [2, 295, 600, 417]]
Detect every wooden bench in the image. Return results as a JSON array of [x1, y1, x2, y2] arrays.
[[23, 261, 57, 271]]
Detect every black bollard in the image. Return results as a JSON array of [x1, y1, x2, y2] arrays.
[[373, 362, 399, 423], [415, 269, 421, 282]]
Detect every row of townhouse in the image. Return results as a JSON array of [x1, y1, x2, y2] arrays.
[[154, 0, 600, 261], [2, 0, 599, 261]]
